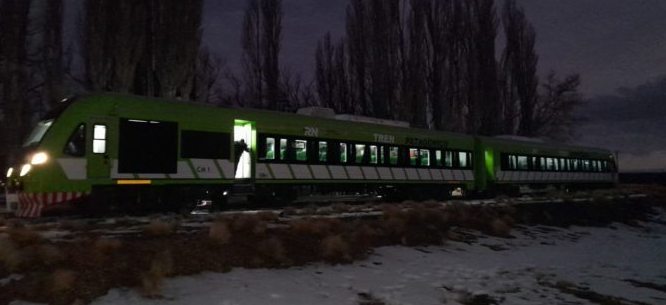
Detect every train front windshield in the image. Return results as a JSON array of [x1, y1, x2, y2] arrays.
[[23, 119, 54, 147]]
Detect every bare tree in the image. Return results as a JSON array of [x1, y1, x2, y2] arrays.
[[241, 0, 283, 109], [151, 0, 203, 99], [41, 0, 65, 107], [0, 0, 32, 164], [533, 72, 582, 140], [82, 0, 147, 92], [193, 47, 225, 104], [501, 0, 539, 136]]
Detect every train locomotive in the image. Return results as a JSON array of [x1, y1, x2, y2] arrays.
[[4, 94, 617, 217]]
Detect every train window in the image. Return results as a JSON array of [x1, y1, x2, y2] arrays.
[[508, 155, 517, 170], [340, 143, 348, 163], [409, 148, 419, 166], [420, 149, 431, 167], [279, 139, 287, 160], [445, 151, 453, 168], [181, 130, 231, 159], [379, 146, 385, 164], [517, 156, 528, 170], [64, 124, 86, 157], [459, 152, 468, 168], [294, 140, 307, 161], [436, 150, 442, 167], [93, 124, 107, 154], [264, 138, 276, 160], [318, 141, 328, 162], [369, 145, 379, 164], [119, 119, 178, 174], [389, 147, 399, 165], [355, 144, 366, 164]]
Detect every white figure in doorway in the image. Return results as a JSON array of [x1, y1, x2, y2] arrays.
[[234, 139, 251, 179]]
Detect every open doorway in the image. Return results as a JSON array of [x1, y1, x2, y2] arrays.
[[234, 120, 254, 179]]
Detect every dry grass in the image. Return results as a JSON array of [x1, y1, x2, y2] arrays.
[[256, 237, 289, 265], [0, 237, 22, 271], [140, 251, 174, 298], [231, 214, 267, 236], [143, 220, 175, 237], [321, 235, 352, 263], [94, 238, 123, 255], [8, 227, 43, 246], [208, 221, 232, 245], [489, 217, 512, 237], [289, 218, 342, 237], [36, 244, 66, 266], [51, 269, 77, 293]]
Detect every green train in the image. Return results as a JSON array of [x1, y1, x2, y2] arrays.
[[4, 94, 617, 217]]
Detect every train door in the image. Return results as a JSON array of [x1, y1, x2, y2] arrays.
[[87, 117, 113, 179], [233, 120, 255, 179]]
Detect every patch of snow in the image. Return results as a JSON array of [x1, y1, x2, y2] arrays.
[[91, 213, 666, 305]]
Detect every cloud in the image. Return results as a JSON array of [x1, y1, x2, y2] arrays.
[[575, 76, 666, 170], [619, 151, 666, 172]]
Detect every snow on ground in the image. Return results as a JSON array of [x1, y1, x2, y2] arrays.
[[76, 210, 666, 305]]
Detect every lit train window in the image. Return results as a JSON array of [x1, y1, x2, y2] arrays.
[[517, 156, 528, 170], [409, 148, 418, 166], [420, 149, 430, 167], [355, 144, 366, 164], [340, 143, 348, 163], [369, 145, 379, 164], [509, 155, 517, 169], [318, 141, 328, 162], [458, 152, 468, 168], [379, 146, 385, 164], [93, 124, 107, 154], [436, 150, 442, 167], [265, 138, 276, 160], [389, 147, 399, 165], [279, 139, 287, 160], [294, 140, 307, 161], [445, 151, 453, 168]]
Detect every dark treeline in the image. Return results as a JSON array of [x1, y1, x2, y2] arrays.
[[315, 0, 581, 138], [0, 0, 582, 169]]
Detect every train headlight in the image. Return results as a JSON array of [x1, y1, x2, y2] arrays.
[[6, 167, 13, 178], [19, 164, 32, 177], [30, 152, 49, 165]]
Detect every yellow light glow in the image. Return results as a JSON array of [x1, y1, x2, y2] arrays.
[[116, 180, 152, 185], [19, 164, 32, 177], [6, 167, 13, 178], [30, 152, 49, 165]]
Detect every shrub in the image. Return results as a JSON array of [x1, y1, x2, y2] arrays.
[[489, 217, 512, 237], [0, 237, 21, 271], [256, 237, 289, 265], [36, 244, 65, 266], [208, 221, 232, 245], [141, 251, 173, 298], [8, 227, 42, 246], [231, 214, 267, 236], [51, 269, 77, 293], [94, 238, 123, 255], [321, 235, 351, 263], [290, 218, 341, 237], [143, 220, 175, 237]]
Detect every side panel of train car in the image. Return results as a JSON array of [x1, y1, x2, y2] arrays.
[[7, 94, 483, 216], [478, 137, 617, 194]]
